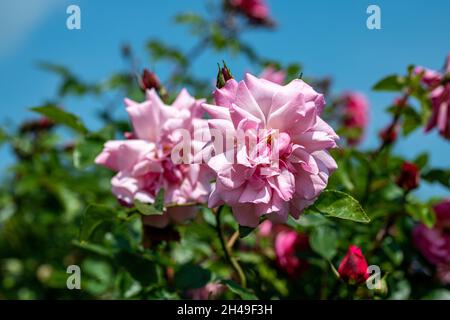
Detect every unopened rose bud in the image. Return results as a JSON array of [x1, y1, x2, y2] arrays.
[[216, 62, 233, 89], [338, 245, 369, 284], [379, 125, 398, 145], [139, 69, 161, 92], [396, 161, 420, 191], [20, 117, 55, 134]]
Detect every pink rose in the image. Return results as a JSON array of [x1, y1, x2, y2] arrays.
[[259, 66, 286, 85], [186, 282, 226, 300], [95, 89, 211, 228], [416, 54, 450, 139], [229, 0, 270, 21], [203, 73, 339, 227], [341, 92, 369, 145], [413, 200, 450, 268], [275, 229, 309, 277]]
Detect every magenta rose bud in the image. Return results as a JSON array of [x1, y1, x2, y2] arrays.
[[228, 0, 272, 25], [341, 92, 369, 146], [275, 229, 309, 277], [396, 161, 420, 191], [379, 124, 398, 145], [338, 245, 369, 284]]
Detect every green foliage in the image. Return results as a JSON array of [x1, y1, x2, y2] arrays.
[[373, 75, 406, 91], [31, 105, 88, 134], [307, 190, 370, 223]]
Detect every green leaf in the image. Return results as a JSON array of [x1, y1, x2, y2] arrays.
[[310, 226, 338, 260], [79, 204, 116, 241], [174, 263, 211, 290], [134, 189, 165, 216], [221, 279, 258, 300], [73, 135, 105, 169], [373, 75, 405, 91], [154, 188, 165, 212], [414, 152, 429, 169], [134, 200, 163, 216], [422, 168, 450, 188], [115, 251, 159, 286], [406, 202, 436, 228], [402, 106, 422, 136], [147, 40, 187, 66], [31, 105, 88, 134], [308, 190, 370, 223]]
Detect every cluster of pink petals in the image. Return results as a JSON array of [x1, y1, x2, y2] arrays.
[[341, 92, 370, 145], [229, 0, 270, 21], [95, 89, 211, 228], [413, 199, 450, 283], [416, 54, 450, 139], [274, 227, 309, 277], [259, 66, 286, 85], [203, 73, 339, 227]]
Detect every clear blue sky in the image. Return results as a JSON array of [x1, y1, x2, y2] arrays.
[[0, 0, 449, 199]]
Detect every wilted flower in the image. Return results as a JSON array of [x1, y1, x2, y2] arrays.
[[338, 245, 369, 284], [416, 54, 450, 139], [203, 73, 338, 227], [95, 89, 211, 228], [396, 161, 420, 191], [260, 66, 286, 85], [413, 199, 450, 284], [341, 92, 369, 145], [275, 229, 309, 277]]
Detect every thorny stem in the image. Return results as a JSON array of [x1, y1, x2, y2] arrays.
[[361, 91, 411, 206], [216, 206, 247, 288]]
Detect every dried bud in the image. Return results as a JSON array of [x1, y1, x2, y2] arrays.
[[20, 117, 55, 134], [139, 69, 161, 92], [216, 62, 233, 89], [396, 161, 420, 191]]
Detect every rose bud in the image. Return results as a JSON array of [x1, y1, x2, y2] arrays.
[[379, 124, 398, 145], [216, 62, 233, 89], [338, 245, 369, 284], [396, 161, 420, 191], [139, 68, 161, 92]]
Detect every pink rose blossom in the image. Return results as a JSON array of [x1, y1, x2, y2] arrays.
[[416, 54, 450, 139], [229, 0, 270, 21], [203, 73, 339, 227], [95, 89, 211, 228], [341, 92, 369, 145], [259, 66, 286, 85], [275, 229, 309, 277], [413, 199, 450, 268]]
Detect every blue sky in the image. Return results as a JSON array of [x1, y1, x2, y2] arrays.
[[0, 0, 449, 198]]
